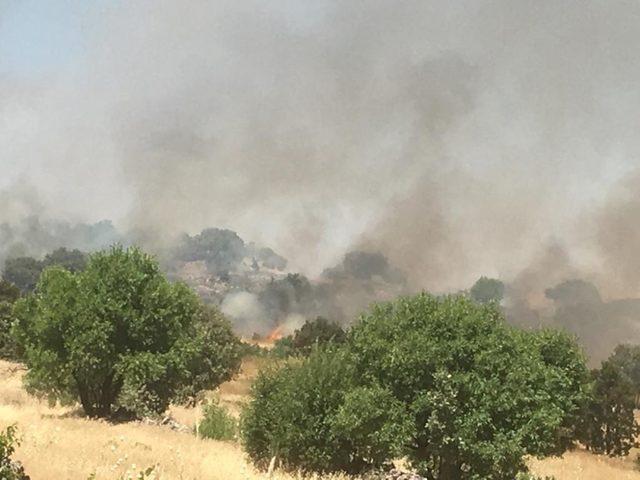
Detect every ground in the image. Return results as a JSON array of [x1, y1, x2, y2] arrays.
[[0, 358, 638, 480]]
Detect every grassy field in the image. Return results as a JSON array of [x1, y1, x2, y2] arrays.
[[0, 358, 639, 480]]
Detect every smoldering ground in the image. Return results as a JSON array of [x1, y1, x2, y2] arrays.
[[3, 1, 640, 360]]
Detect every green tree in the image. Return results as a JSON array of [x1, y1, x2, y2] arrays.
[[42, 247, 87, 273], [3, 257, 41, 293], [0, 280, 20, 303], [13, 246, 241, 418], [608, 344, 640, 407], [272, 317, 346, 357], [578, 360, 640, 456], [3, 248, 87, 293], [347, 293, 590, 479], [0, 425, 29, 480], [0, 280, 20, 359], [292, 317, 345, 353], [241, 348, 411, 474], [469, 276, 505, 304]]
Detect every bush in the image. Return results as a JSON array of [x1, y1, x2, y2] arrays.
[[0, 280, 21, 360], [0, 425, 29, 480], [578, 360, 640, 456], [13, 246, 241, 418], [241, 348, 410, 474], [198, 399, 237, 441], [292, 317, 346, 353], [271, 317, 346, 358], [469, 276, 504, 304], [347, 293, 590, 479], [608, 344, 640, 407]]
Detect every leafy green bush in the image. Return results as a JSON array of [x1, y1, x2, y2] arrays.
[[271, 317, 346, 358], [271, 335, 295, 358], [13, 246, 241, 419], [241, 348, 409, 474], [578, 360, 640, 456], [198, 399, 237, 441], [347, 293, 590, 479], [608, 344, 640, 407], [0, 280, 21, 360], [469, 276, 504, 304], [0, 425, 29, 480]]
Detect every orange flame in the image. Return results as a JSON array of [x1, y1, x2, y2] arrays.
[[266, 324, 285, 342]]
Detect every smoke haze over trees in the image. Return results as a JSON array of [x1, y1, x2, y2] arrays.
[[4, 1, 640, 360]]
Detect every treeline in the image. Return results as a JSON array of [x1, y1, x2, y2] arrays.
[[0, 246, 640, 479]]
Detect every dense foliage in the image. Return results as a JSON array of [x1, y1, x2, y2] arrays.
[[578, 360, 640, 456], [272, 316, 346, 357], [198, 399, 237, 441], [241, 348, 410, 474], [346, 294, 590, 479], [608, 344, 640, 406], [13, 246, 241, 418], [3, 248, 87, 292], [0, 425, 29, 480], [469, 276, 505, 304], [0, 280, 20, 359]]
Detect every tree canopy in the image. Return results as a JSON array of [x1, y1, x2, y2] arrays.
[[13, 245, 241, 418], [347, 293, 590, 479], [244, 293, 591, 479], [469, 276, 505, 304], [3, 248, 87, 293]]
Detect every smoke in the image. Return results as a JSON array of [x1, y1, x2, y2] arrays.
[[220, 291, 267, 337], [5, 2, 640, 358], [0, 182, 122, 266]]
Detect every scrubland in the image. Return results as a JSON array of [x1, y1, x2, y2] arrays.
[[0, 358, 638, 480]]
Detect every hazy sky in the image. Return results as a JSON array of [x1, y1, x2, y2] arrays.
[[2, 1, 640, 292]]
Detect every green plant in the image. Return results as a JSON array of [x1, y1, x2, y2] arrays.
[[241, 348, 409, 474], [608, 344, 640, 407], [271, 317, 346, 358], [13, 245, 241, 419], [0, 280, 21, 359], [578, 360, 640, 456], [291, 317, 346, 354], [198, 399, 237, 441], [347, 293, 590, 480], [469, 276, 504, 304], [0, 425, 29, 480]]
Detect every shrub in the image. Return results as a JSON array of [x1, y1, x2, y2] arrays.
[[13, 246, 241, 418], [241, 348, 410, 474], [0, 280, 21, 360], [469, 276, 504, 304], [292, 317, 346, 353], [608, 344, 640, 407], [271, 335, 295, 358], [347, 293, 590, 479], [0, 302, 18, 360], [0, 425, 29, 480], [578, 360, 640, 456], [198, 399, 237, 441], [271, 317, 346, 358]]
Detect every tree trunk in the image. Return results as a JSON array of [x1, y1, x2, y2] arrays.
[[438, 453, 460, 480]]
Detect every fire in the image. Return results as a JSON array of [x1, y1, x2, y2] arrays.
[[266, 324, 285, 342]]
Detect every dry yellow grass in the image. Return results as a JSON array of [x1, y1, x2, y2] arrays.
[[1, 357, 639, 480], [0, 359, 345, 480]]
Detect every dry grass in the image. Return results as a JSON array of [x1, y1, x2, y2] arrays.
[[0, 358, 639, 479], [0, 359, 345, 480]]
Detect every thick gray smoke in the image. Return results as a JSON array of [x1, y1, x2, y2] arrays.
[[4, 1, 640, 358]]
